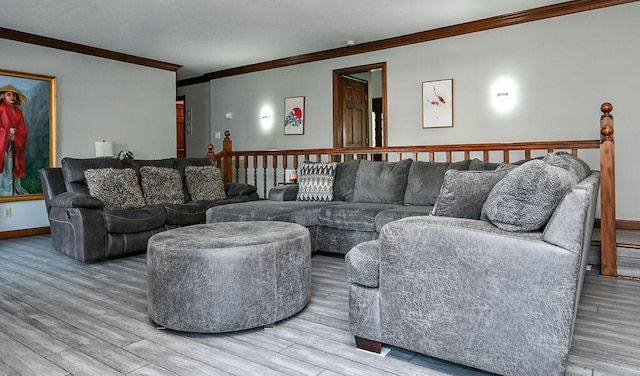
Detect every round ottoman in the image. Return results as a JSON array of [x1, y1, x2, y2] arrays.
[[147, 221, 311, 333]]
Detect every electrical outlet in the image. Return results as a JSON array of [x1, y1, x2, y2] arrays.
[[4, 207, 11, 217]]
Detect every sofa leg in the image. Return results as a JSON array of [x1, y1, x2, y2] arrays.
[[355, 336, 381, 353]]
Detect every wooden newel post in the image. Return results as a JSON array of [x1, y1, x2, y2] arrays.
[[599, 102, 617, 277], [222, 130, 233, 183]]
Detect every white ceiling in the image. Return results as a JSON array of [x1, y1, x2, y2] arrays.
[[1, 0, 568, 80]]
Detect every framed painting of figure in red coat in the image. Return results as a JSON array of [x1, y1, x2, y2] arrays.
[[0, 69, 56, 201]]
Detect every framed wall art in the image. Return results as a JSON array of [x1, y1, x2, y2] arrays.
[[422, 78, 453, 128], [0, 69, 57, 202], [284, 96, 305, 135]]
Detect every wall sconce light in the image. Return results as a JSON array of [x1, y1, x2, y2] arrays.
[[95, 140, 114, 157], [260, 105, 274, 129], [491, 78, 517, 113]]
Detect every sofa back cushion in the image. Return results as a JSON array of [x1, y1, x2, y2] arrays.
[[404, 159, 471, 206], [122, 158, 174, 182], [333, 159, 360, 202], [353, 159, 412, 204], [61, 157, 124, 195]]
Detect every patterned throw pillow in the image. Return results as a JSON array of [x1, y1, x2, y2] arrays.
[[184, 166, 226, 201], [296, 162, 338, 201], [84, 168, 146, 211], [140, 166, 185, 205]]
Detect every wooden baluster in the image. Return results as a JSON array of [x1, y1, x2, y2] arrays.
[[244, 157, 249, 185], [282, 155, 289, 183], [599, 102, 617, 277], [262, 155, 268, 198], [253, 155, 258, 189], [234, 157, 240, 183], [524, 150, 531, 160], [272, 155, 278, 189], [483, 150, 489, 161]]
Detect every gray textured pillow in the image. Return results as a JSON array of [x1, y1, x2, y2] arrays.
[[333, 159, 360, 202], [296, 162, 337, 201], [404, 159, 471, 206], [140, 166, 185, 205], [84, 168, 146, 211], [353, 159, 412, 204], [184, 166, 226, 201], [481, 160, 577, 232], [432, 169, 510, 219], [468, 158, 500, 171], [543, 152, 591, 182]]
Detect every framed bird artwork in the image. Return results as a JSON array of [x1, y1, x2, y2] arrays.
[[422, 79, 453, 128]]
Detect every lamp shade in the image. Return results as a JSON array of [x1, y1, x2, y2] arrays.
[[95, 141, 114, 157], [285, 169, 297, 183]]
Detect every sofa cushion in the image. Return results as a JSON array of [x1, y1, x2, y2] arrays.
[[468, 158, 500, 171], [206, 200, 339, 227], [84, 168, 146, 211], [403, 159, 471, 206], [102, 204, 167, 233], [296, 162, 338, 201], [432, 169, 510, 220], [353, 159, 412, 204], [163, 201, 211, 226], [122, 158, 174, 182], [333, 159, 360, 202], [345, 240, 380, 288], [184, 166, 226, 201], [374, 206, 435, 232], [140, 166, 185, 205], [319, 202, 399, 232], [482, 160, 577, 232], [542, 152, 591, 182], [61, 157, 123, 194]]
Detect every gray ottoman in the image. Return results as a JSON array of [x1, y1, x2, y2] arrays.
[[147, 221, 311, 333]]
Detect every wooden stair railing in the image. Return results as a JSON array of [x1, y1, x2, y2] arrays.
[[207, 103, 617, 276]]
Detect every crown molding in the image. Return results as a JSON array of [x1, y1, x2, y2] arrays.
[[178, 0, 637, 87], [0, 27, 181, 72]]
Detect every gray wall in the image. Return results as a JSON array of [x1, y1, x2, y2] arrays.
[[209, 3, 639, 221], [0, 39, 176, 231]]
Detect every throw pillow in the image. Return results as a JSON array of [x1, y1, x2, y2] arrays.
[[542, 151, 591, 182], [403, 159, 471, 206], [140, 166, 185, 205], [481, 160, 577, 232], [296, 162, 338, 201], [84, 168, 146, 211], [432, 169, 510, 220], [353, 159, 413, 204], [184, 166, 226, 201]]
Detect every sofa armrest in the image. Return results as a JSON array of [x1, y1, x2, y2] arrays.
[[50, 192, 104, 209], [224, 182, 257, 197], [268, 184, 299, 201], [376, 215, 580, 376]]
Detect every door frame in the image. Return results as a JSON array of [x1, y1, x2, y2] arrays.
[[332, 62, 387, 148], [176, 95, 186, 157]]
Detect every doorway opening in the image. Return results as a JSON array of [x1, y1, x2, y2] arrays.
[[176, 96, 186, 157], [332, 62, 387, 150]]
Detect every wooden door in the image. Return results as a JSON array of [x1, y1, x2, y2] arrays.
[[341, 76, 368, 148], [176, 97, 186, 157]]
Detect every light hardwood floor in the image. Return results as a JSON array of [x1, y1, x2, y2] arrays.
[[1, 235, 639, 375]]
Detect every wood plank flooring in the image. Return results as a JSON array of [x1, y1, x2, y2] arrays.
[[1, 235, 640, 375]]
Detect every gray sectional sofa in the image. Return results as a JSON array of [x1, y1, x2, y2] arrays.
[[208, 157, 497, 253], [40, 157, 258, 262], [208, 152, 599, 375]]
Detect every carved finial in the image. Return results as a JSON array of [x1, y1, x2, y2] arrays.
[[224, 130, 231, 140], [205, 143, 215, 159], [600, 102, 614, 142]]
